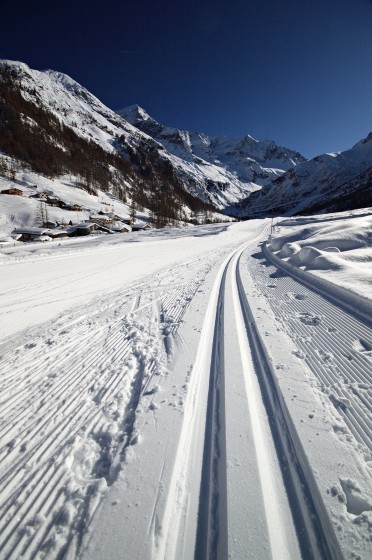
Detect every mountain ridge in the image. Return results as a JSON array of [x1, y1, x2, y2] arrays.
[[118, 104, 306, 207], [0, 59, 306, 216], [1, 59, 370, 222], [231, 132, 372, 217]]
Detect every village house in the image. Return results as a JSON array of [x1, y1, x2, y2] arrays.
[[46, 196, 63, 207], [131, 222, 152, 231], [89, 213, 113, 226], [110, 222, 132, 233], [116, 215, 131, 225], [31, 192, 48, 199], [61, 202, 82, 211], [11, 227, 53, 242], [65, 223, 97, 236], [0, 234, 21, 247], [1, 188, 23, 196], [49, 230, 69, 239], [44, 220, 57, 229]]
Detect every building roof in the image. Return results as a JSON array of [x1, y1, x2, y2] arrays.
[[111, 222, 132, 231], [12, 227, 52, 235], [132, 222, 151, 230], [1, 188, 23, 194]]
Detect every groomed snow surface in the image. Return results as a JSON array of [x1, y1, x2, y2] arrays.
[[0, 211, 371, 560]]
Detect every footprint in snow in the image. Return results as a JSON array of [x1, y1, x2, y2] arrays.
[[317, 348, 333, 363], [298, 312, 322, 326], [352, 338, 372, 359], [286, 292, 307, 301]]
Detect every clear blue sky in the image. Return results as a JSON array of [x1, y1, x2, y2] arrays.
[[1, 0, 371, 158]]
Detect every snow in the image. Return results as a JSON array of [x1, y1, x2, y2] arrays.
[[0, 212, 371, 560], [118, 104, 305, 208], [268, 209, 372, 301], [239, 132, 372, 217], [0, 170, 138, 238]]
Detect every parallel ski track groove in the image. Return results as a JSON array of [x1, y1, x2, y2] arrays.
[[194, 256, 230, 560]]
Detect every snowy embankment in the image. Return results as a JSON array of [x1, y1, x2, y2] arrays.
[[0, 216, 371, 560], [267, 210, 372, 303]]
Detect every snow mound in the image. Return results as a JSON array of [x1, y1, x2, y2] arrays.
[[268, 209, 372, 301]]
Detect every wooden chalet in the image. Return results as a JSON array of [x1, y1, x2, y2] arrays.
[[110, 222, 132, 233], [1, 188, 23, 196], [11, 227, 53, 242]]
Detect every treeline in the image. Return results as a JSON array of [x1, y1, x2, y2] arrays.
[[124, 139, 217, 223]]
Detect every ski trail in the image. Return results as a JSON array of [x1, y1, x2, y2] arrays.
[[193, 255, 229, 560], [231, 248, 291, 560], [153, 227, 271, 560], [152, 251, 233, 560], [249, 245, 372, 459], [154, 221, 347, 560]]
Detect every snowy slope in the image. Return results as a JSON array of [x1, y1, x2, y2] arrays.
[[235, 133, 372, 216], [0, 60, 143, 152], [0, 168, 137, 238], [119, 104, 306, 207], [267, 210, 372, 302], [0, 60, 215, 218]]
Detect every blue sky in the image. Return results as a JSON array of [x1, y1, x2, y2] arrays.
[[0, 0, 371, 158]]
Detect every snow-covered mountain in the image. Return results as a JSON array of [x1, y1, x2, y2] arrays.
[[0, 60, 217, 223], [233, 133, 372, 217], [118, 104, 305, 207], [0, 60, 305, 218], [2, 60, 369, 221]]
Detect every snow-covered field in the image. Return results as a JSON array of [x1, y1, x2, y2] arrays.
[[0, 212, 371, 560]]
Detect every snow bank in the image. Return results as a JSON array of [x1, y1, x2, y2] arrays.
[[268, 209, 372, 303]]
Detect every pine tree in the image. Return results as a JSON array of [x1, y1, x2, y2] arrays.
[[130, 196, 137, 224], [34, 201, 48, 227]]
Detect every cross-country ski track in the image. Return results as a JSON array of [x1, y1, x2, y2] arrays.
[[0, 221, 371, 560]]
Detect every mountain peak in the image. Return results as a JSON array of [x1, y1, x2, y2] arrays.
[[118, 104, 154, 124]]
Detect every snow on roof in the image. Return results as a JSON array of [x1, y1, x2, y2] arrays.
[[12, 227, 52, 235], [0, 235, 19, 243], [75, 222, 96, 228], [111, 222, 131, 231], [35, 235, 52, 242]]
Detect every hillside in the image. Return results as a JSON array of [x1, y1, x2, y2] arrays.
[[2, 60, 370, 225], [0, 60, 307, 225], [0, 60, 217, 229], [232, 133, 372, 217]]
